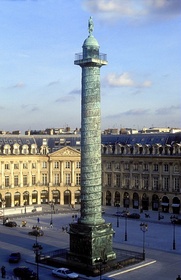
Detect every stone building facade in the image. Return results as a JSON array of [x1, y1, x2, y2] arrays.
[[0, 133, 180, 214]]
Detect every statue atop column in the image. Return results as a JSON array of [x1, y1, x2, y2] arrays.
[[88, 16, 94, 35]]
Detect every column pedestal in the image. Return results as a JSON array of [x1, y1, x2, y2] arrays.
[[68, 222, 116, 265]]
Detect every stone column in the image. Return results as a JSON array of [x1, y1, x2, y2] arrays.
[[68, 17, 116, 267]]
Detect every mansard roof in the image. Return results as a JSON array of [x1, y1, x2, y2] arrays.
[[102, 132, 181, 146], [0, 132, 180, 152]]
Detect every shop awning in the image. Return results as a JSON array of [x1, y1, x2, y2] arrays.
[[161, 203, 169, 206], [172, 204, 180, 207]]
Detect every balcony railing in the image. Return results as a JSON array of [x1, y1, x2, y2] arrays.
[[75, 52, 107, 61]]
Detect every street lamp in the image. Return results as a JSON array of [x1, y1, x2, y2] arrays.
[[116, 203, 120, 228], [140, 222, 148, 260], [49, 200, 54, 227], [124, 211, 128, 241], [170, 215, 177, 250], [1, 199, 6, 224], [95, 257, 107, 280], [24, 201, 27, 214], [33, 243, 43, 280]]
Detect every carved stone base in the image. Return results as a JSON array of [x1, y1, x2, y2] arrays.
[[68, 222, 116, 265]]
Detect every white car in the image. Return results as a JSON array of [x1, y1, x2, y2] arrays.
[[52, 267, 79, 279]]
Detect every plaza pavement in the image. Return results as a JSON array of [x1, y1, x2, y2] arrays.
[[0, 205, 180, 280]]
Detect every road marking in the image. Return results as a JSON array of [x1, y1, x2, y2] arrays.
[[109, 260, 156, 276]]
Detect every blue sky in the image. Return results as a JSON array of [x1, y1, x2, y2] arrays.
[[0, 0, 180, 133]]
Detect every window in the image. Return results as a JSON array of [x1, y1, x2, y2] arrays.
[[42, 147, 47, 155], [22, 146, 28, 154], [4, 148, 9, 155], [23, 175, 28, 186], [14, 175, 19, 186], [115, 162, 120, 170], [124, 163, 129, 170], [54, 174, 59, 185], [125, 175, 130, 188], [5, 164, 9, 170], [164, 164, 169, 172], [163, 177, 169, 191], [133, 163, 138, 171], [174, 177, 179, 192], [143, 177, 148, 190], [65, 173, 71, 185], [106, 162, 111, 170], [65, 162, 70, 169], [13, 148, 19, 155], [133, 176, 139, 188], [153, 164, 158, 171], [31, 148, 36, 154], [54, 162, 59, 169], [115, 174, 120, 187], [23, 163, 28, 169], [42, 161, 47, 168], [42, 174, 48, 185], [14, 163, 19, 169], [153, 177, 159, 190], [107, 173, 112, 186], [76, 161, 81, 169], [32, 163, 36, 169], [143, 163, 148, 171], [5, 176, 9, 187], [174, 164, 179, 173], [32, 175, 36, 185], [76, 173, 81, 185]]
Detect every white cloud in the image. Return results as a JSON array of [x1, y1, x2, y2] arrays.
[[141, 80, 152, 87], [83, 0, 181, 22], [105, 72, 152, 88], [12, 82, 25, 89], [105, 72, 135, 87]]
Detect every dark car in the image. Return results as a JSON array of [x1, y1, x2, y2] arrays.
[[9, 252, 21, 263], [114, 210, 129, 217], [128, 213, 140, 219], [28, 229, 44, 236], [13, 266, 37, 280], [4, 221, 17, 227], [171, 218, 181, 225]]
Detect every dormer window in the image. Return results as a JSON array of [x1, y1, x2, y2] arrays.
[[31, 144, 37, 155], [3, 144, 11, 155], [40, 146, 47, 155], [22, 144, 29, 155], [13, 144, 20, 155]]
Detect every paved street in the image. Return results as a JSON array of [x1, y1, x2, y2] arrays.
[[0, 205, 180, 279]]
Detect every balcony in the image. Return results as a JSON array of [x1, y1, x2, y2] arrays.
[[75, 52, 107, 61]]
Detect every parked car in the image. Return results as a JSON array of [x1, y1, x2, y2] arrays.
[[13, 266, 37, 280], [127, 213, 140, 219], [28, 229, 44, 236], [4, 221, 17, 227], [52, 267, 79, 279], [114, 210, 129, 217], [32, 225, 41, 230], [9, 252, 21, 263], [171, 218, 181, 225]]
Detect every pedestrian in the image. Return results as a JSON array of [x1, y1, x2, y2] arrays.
[[177, 275, 181, 280], [1, 266, 6, 278]]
